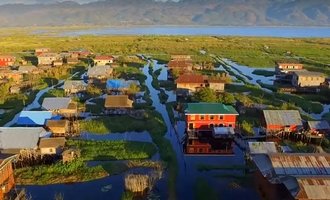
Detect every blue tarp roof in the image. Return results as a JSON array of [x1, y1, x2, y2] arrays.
[[17, 111, 53, 126], [106, 79, 139, 90]]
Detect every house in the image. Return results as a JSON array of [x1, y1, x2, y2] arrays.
[[9, 86, 20, 94], [46, 120, 70, 137], [66, 57, 79, 65], [93, 55, 114, 66], [17, 65, 40, 74], [291, 70, 326, 87], [185, 103, 239, 130], [0, 70, 23, 83], [263, 110, 303, 134], [87, 65, 113, 84], [307, 120, 330, 135], [35, 48, 51, 56], [17, 111, 53, 126], [275, 60, 303, 74], [175, 74, 225, 94], [42, 97, 78, 117], [63, 80, 87, 95], [52, 59, 63, 67], [184, 103, 239, 154], [0, 156, 15, 200], [0, 55, 15, 67], [62, 148, 81, 163], [167, 60, 193, 75], [0, 127, 49, 154], [39, 137, 66, 155], [106, 79, 140, 93], [248, 142, 278, 154], [252, 153, 330, 200], [37, 53, 60, 66], [104, 95, 133, 110], [170, 55, 192, 60], [69, 49, 91, 58]]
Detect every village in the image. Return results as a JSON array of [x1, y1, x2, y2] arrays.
[[0, 46, 329, 200]]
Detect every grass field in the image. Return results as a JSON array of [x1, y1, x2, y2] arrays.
[[0, 32, 329, 75]]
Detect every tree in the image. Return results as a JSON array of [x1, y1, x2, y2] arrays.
[[127, 83, 140, 95], [218, 92, 235, 104], [241, 120, 254, 135], [86, 85, 102, 97], [193, 88, 217, 103]]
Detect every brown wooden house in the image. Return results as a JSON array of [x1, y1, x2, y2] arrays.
[[104, 95, 133, 110], [39, 137, 66, 155], [46, 120, 70, 137]]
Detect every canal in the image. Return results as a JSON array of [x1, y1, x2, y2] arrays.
[[19, 61, 260, 200]]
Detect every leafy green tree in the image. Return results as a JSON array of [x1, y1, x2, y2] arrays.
[[127, 83, 140, 95], [241, 120, 254, 135], [193, 88, 217, 103], [218, 92, 235, 104], [86, 85, 102, 97]]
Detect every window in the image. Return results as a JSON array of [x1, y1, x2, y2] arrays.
[[210, 115, 215, 120], [199, 148, 203, 153], [49, 148, 53, 153], [219, 124, 224, 127], [189, 123, 194, 130], [220, 115, 223, 120], [200, 115, 205, 120], [229, 124, 232, 127], [209, 124, 214, 128], [190, 115, 195, 120]]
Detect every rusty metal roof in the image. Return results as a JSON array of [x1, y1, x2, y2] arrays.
[[296, 178, 330, 200], [269, 153, 330, 176], [263, 110, 302, 126]]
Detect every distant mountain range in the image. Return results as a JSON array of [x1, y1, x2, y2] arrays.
[[0, 0, 329, 27]]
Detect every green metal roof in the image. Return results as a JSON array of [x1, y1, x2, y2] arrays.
[[185, 103, 238, 115]]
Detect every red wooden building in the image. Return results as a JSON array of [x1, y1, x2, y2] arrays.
[[184, 103, 238, 154], [263, 110, 303, 134], [0, 56, 15, 67]]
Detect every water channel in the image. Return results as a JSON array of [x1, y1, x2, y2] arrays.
[[20, 60, 261, 200]]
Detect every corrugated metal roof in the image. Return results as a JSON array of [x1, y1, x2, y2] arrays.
[[0, 127, 47, 149], [296, 178, 330, 200], [39, 137, 66, 148], [248, 142, 278, 154], [63, 80, 86, 90], [308, 121, 330, 130], [263, 110, 302, 126], [46, 120, 69, 128], [185, 103, 238, 115], [269, 153, 330, 176], [42, 97, 71, 111], [104, 95, 133, 108], [17, 111, 53, 126], [87, 65, 113, 77]]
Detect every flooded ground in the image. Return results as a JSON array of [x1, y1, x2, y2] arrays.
[[21, 60, 262, 200]]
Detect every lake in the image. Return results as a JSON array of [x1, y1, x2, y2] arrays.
[[59, 26, 330, 38]]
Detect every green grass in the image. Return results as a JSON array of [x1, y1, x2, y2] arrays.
[[14, 159, 108, 185], [79, 111, 177, 198], [194, 178, 218, 200], [281, 140, 315, 153], [68, 140, 157, 161], [85, 98, 105, 115], [1, 34, 330, 75], [252, 69, 275, 77], [38, 88, 66, 105]]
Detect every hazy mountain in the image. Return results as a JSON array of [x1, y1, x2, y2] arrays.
[[0, 0, 329, 27]]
